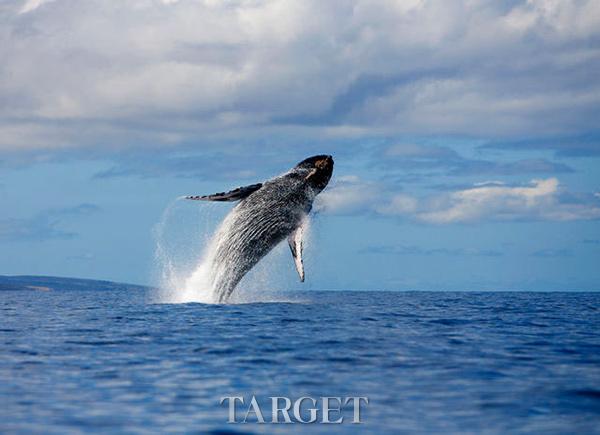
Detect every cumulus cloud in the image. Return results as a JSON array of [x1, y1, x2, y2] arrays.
[[1, 0, 599, 155], [314, 175, 382, 215], [387, 178, 600, 223], [19, 0, 55, 14], [319, 175, 600, 223]]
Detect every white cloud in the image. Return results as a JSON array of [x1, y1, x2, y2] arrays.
[[414, 178, 600, 224], [505, 0, 600, 38], [376, 194, 418, 215], [318, 176, 600, 223], [1, 0, 599, 153], [19, 0, 55, 14], [417, 178, 560, 223], [315, 175, 382, 215]]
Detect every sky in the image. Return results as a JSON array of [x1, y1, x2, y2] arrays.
[[1, 0, 599, 291]]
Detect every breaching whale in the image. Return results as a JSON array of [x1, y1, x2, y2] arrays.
[[186, 155, 334, 303]]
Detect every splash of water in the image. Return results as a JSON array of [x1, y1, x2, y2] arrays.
[[153, 197, 309, 304], [177, 215, 228, 304], [152, 197, 222, 303]]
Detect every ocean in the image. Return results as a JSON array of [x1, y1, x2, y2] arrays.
[[1, 288, 599, 434]]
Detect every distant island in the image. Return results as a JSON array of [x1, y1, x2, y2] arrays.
[[0, 275, 150, 292]]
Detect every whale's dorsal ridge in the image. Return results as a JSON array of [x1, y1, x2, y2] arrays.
[[186, 183, 263, 202]]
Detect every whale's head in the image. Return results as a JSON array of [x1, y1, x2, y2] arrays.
[[294, 154, 334, 193]]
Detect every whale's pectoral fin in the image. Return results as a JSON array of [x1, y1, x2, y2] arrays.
[[288, 225, 304, 282], [186, 183, 263, 202]]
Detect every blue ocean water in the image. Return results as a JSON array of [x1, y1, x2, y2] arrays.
[[1, 289, 599, 434]]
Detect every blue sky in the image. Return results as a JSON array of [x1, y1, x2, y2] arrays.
[[1, 0, 599, 290]]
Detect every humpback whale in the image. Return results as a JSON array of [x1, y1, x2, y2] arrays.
[[186, 155, 334, 303]]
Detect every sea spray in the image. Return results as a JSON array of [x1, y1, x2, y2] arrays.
[[179, 212, 233, 304], [153, 197, 311, 304], [152, 197, 225, 303]]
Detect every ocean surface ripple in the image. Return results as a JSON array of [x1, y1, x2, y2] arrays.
[[1, 290, 599, 434]]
